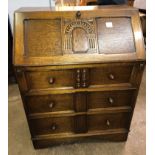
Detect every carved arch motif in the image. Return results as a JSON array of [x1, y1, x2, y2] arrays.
[[63, 19, 97, 54], [65, 20, 94, 34]]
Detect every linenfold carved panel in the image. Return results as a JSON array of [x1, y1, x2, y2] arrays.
[[63, 19, 97, 54]]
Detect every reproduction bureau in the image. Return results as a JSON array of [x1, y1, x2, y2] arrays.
[[13, 5, 145, 149]]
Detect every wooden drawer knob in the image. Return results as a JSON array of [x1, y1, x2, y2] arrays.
[[16, 68, 22, 73], [140, 63, 144, 70], [48, 102, 55, 109], [106, 120, 110, 126], [51, 124, 57, 131], [109, 74, 115, 80], [108, 97, 114, 104], [76, 11, 81, 18], [49, 77, 55, 84]]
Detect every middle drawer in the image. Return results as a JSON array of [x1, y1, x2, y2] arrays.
[[26, 90, 134, 114]]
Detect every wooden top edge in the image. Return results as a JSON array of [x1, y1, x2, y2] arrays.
[[15, 5, 138, 13], [13, 58, 145, 67]]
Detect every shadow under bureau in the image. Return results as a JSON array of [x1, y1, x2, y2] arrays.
[[13, 5, 145, 149]]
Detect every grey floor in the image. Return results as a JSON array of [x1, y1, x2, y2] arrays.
[[8, 71, 145, 155]]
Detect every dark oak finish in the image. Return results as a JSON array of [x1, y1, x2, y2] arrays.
[[89, 63, 134, 85], [88, 112, 131, 131], [14, 6, 145, 149], [87, 90, 135, 109], [29, 116, 74, 135], [25, 69, 75, 90], [25, 94, 74, 114]]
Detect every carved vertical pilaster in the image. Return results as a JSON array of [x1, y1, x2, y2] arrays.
[[81, 68, 89, 88], [74, 93, 87, 112], [75, 68, 89, 88], [74, 115, 88, 133], [75, 69, 81, 88]]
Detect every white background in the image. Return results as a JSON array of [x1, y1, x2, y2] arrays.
[[8, 0, 146, 31], [0, 0, 154, 154], [8, 0, 55, 31]]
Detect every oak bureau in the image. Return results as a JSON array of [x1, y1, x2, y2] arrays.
[[13, 5, 145, 149]]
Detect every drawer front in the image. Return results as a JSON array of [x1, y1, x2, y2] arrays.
[[21, 63, 135, 91], [26, 94, 74, 114], [30, 117, 74, 136], [88, 113, 130, 131], [89, 64, 133, 86], [25, 69, 75, 90], [87, 90, 134, 109]]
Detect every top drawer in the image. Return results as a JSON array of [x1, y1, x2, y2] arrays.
[[25, 69, 75, 90], [18, 63, 135, 91], [89, 63, 133, 86]]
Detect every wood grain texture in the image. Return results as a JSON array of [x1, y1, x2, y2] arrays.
[[89, 63, 133, 85], [29, 116, 74, 136], [14, 6, 145, 149], [87, 90, 134, 109], [32, 130, 128, 148], [24, 19, 62, 57], [88, 112, 130, 131], [97, 17, 135, 54], [14, 6, 145, 66], [25, 94, 74, 114], [73, 28, 88, 53], [25, 69, 75, 90]]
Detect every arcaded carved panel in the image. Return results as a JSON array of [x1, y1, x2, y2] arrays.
[[63, 19, 98, 54], [97, 17, 136, 54], [24, 19, 62, 57]]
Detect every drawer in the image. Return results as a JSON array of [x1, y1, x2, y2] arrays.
[[89, 64, 133, 86], [30, 116, 74, 136], [25, 69, 75, 90], [87, 90, 134, 109], [26, 94, 74, 114], [88, 112, 130, 131], [21, 63, 134, 91]]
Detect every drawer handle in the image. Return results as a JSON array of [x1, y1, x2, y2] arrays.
[[49, 77, 55, 84], [51, 124, 57, 131], [48, 102, 55, 109], [106, 120, 110, 126], [108, 97, 114, 104], [109, 74, 115, 80], [76, 11, 81, 18]]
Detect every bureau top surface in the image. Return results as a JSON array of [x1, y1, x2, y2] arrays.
[[14, 5, 145, 66], [16, 5, 136, 12]]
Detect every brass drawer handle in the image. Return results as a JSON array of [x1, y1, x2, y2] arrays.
[[109, 73, 115, 80], [51, 123, 57, 131], [108, 97, 114, 104], [49, 77, 55, 84], [48, 102, 55, 109], [106, 120, 110, 126]]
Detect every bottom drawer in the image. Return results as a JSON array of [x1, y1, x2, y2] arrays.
[[29, 112, 130, 136], [29, 116, 74, 136], [88, 112, 130, 131]]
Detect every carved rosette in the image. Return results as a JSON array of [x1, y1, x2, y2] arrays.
[[63, 19, 97, 54]]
